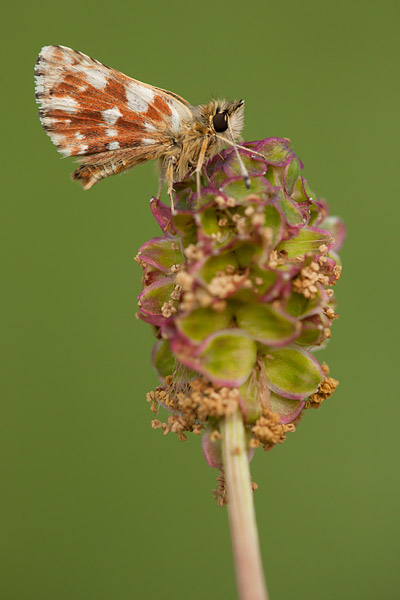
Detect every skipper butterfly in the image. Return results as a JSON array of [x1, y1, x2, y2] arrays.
[[35, 45, 251, 207]]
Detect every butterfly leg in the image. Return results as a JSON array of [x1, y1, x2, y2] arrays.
[[195, 137, 210, 197], [166, 157, 177, 214], [156, 176, 163, 200]]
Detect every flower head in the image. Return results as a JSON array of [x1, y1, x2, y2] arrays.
[[136, 138, 344, 468]]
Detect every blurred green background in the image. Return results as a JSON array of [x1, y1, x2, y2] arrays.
[[1, 1, 398, 598]]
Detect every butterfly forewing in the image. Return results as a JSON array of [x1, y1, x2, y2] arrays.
[[35, 45, 192, 159]]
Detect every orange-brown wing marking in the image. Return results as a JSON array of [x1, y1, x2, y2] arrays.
[[35, 45, 193, 158]]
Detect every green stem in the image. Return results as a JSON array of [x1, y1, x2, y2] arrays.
[[221, 410, 268, 600]]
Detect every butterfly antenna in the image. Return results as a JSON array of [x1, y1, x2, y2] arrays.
[[216, 135, 267, 161], [225, 123, 251, 189]]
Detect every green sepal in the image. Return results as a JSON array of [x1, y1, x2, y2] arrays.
[[295, 322, 325, 346], [139, 278, 175, 315], [234, 302, 300, 346], [153, 339, 176, 378], [264, 203, 283, 245], [194, 190, 222, 210], [265, 165, 283, 187], [172, 213, 197, 247], [277, 227, 334, 259], [269, 392, 304, 423], [224, 153, 267, 178], [197, 207, 220, 237], [233, 243, 257, 268], [284, 157, 301, 196], [263, 346, 324, 400], [292, 177, 309, 203], [176, 306, 232, 342], [258, 139, 294, 165], [239, 370, 264, 424], [140, 237, 184, 272], [221, 177, 272, 201], [198, 251, 239, 283], [285, 291, 320, 318], [249, 265, 279, 297], [199, 330, 257, 386], [211, 169, 228, 187], [276, 190, 305, 227], [172, 182, 194, 211]]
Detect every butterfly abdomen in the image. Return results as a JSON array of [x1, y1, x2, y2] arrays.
[[71, 164, 101, 190]]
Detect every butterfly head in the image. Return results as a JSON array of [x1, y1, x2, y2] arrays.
[[211, 99, 245, 139]]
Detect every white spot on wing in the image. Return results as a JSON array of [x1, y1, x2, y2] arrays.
[[144, 122, 156, 132], [53, 96, 78, 113], [75, 132, 84, 140], [49, 131, 71, 157], [167, 102, 181, 133], [101, 107, 122, 125], [77, 145, 89, 154], [49, 132, 65, 146], [126, 81, 154, 113], [35, 74, 44, 94], [107, 141, 120, 150], [39, 46, 75, 66], [40, 116, 57, 127], [75, 65, 108, 89], [39, 46, 57, 61], [106, 128, 118, 137], [142, 138, 156, 145]]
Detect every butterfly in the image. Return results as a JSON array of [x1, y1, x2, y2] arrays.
[[34, 45, 251, 207]]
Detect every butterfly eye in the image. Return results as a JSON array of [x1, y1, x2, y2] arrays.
[[213, 111, 228, 133]]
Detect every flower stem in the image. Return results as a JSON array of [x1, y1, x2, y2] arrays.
[[221, 409, 269, 600]]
